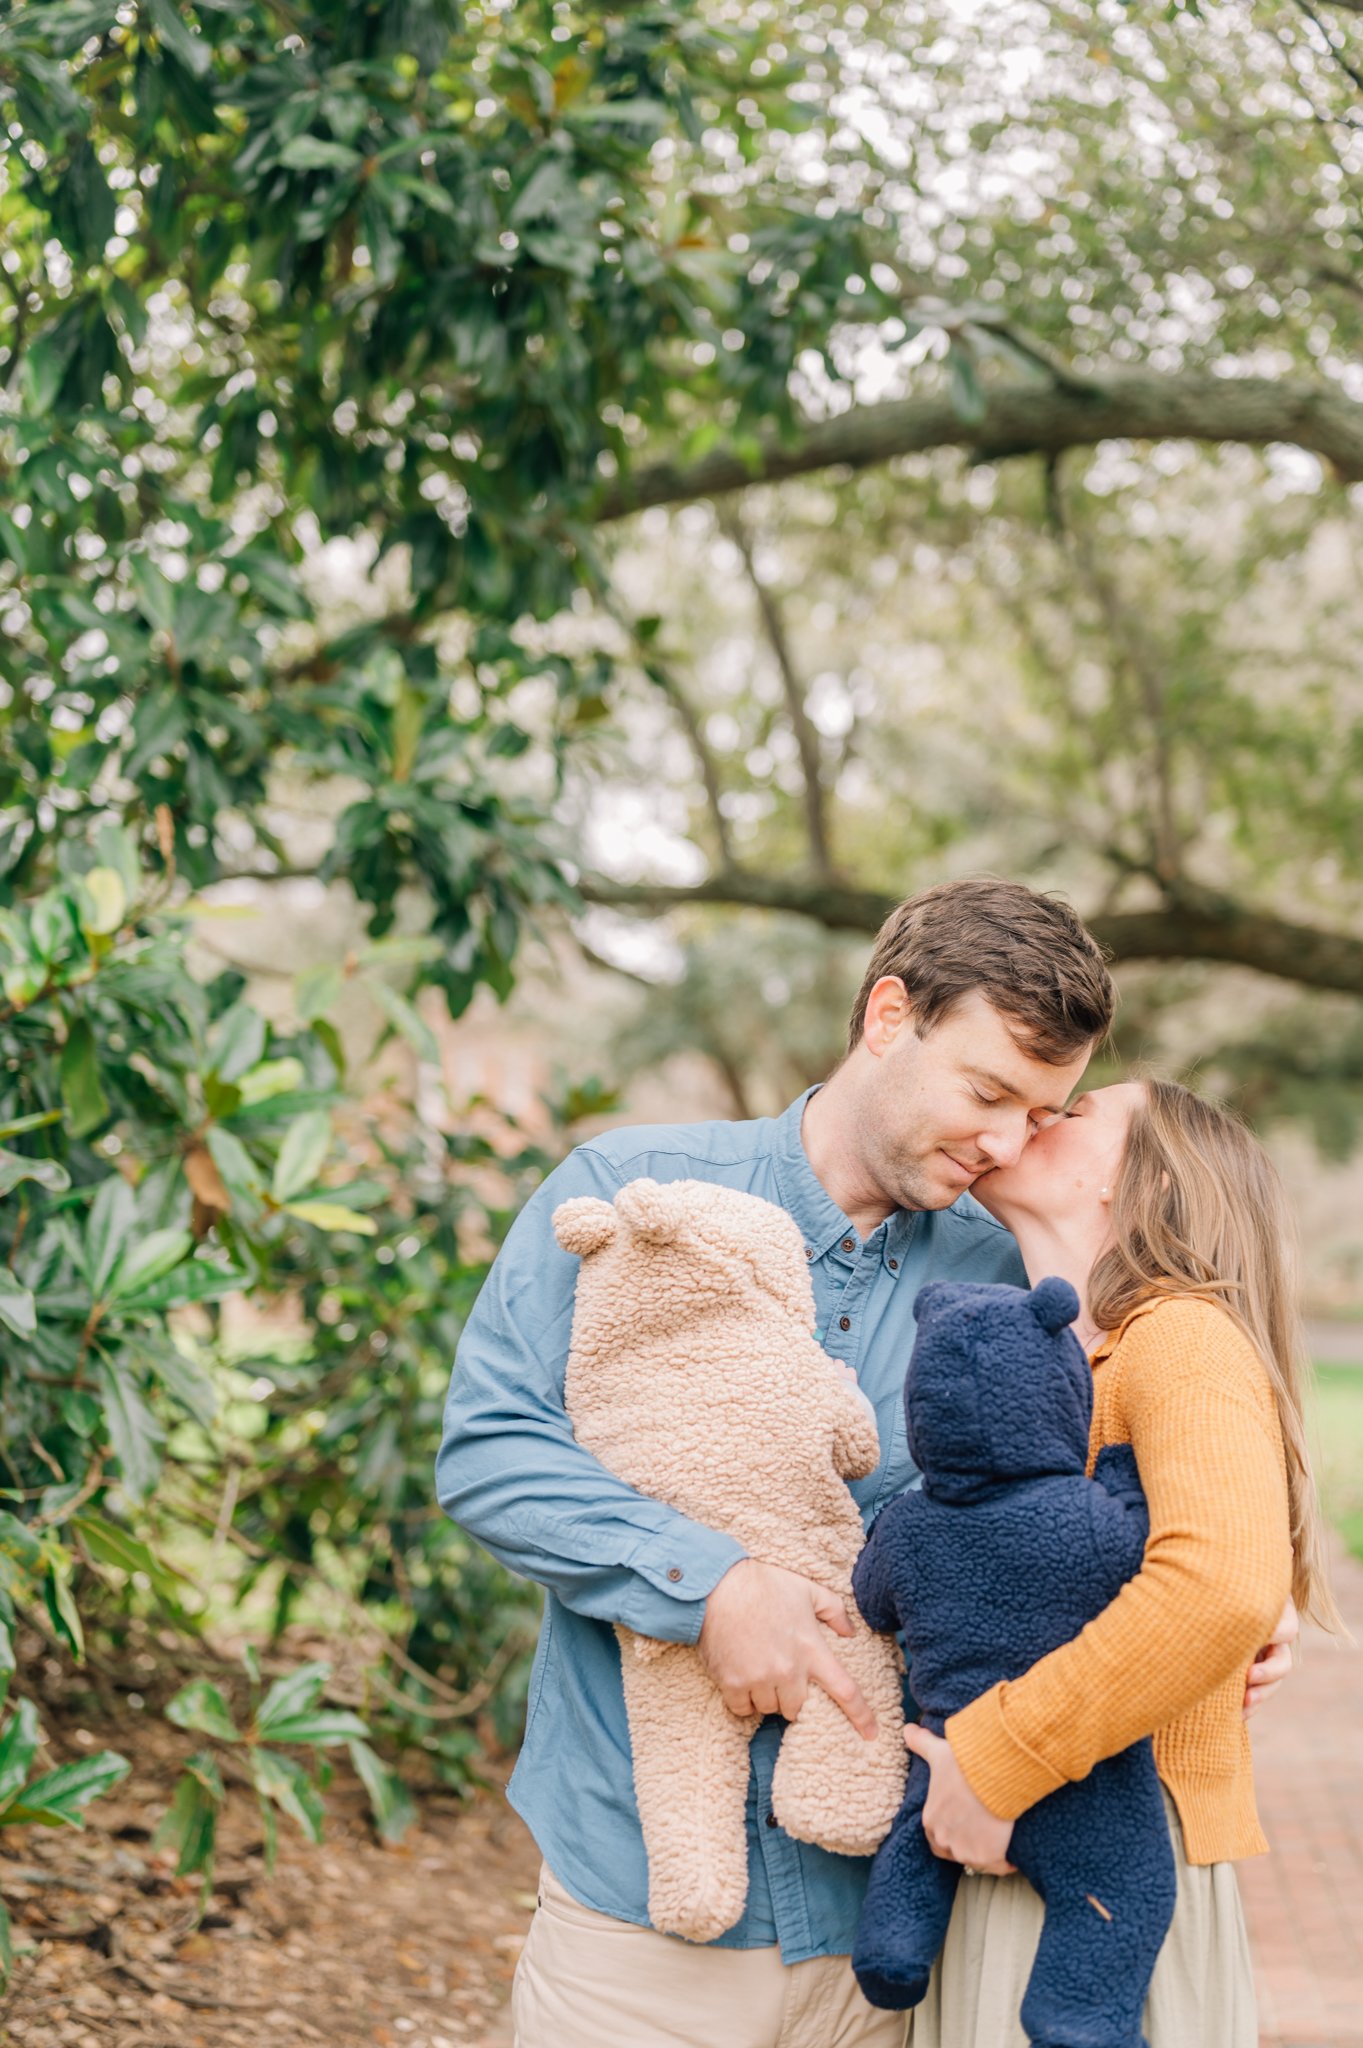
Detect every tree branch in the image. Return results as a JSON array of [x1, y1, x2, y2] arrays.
[[597, 588, 736, 868], [1292, 0, 1363, 96], [596, 374, 1363, 520], [579, 871, 1363, 998], [720, 509, 834, 877], [1065, 520, 1184, 885]]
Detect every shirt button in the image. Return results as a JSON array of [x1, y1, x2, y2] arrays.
[[839, 1315, 851, 1332], [841, 1236, 854, 1253], [766, 1811, 779, 1828], [888, 1258, 899, 1271], [804, 1246, 813, 1260], [666, 1566, 683, 1582]]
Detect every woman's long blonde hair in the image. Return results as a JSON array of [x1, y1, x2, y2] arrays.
[[1088, 1077, 1341, 1632]]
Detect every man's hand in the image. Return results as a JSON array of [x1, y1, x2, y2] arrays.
[[902, 1723, 1015, 1875], [1244, 1595, 1299, 1720], [697, 1559, 877, 1738]]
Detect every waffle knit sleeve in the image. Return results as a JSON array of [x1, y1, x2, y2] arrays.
[[945, 1297, 1293, 1821]]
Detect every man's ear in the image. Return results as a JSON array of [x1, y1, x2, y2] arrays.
[[553, 1198, 619, 1257], [862, 975, 911, 1056], [615, 1177, 692, 1243]]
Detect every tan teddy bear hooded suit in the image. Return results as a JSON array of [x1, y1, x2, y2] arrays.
[[552, 1176, 907, 1945]]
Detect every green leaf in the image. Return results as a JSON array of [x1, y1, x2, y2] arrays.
[[236, 1057, 305, 1106], [61, 1390, 102, 1439], [0, 1893, 11, 1987], [257, 1786, 278, 1872], [281, 1200, 378, 1236], [279, 136, 364, 172], [294, 962, 342, 1022], [43, 1564, 84, 1662], [22, 319, 82, 416], [6, 1748, 129, 1825], [152, 1752, 222, 1875], [0, 1512, 42, 1583], [203, 1125, 258, 1201], [85, 1174, 136, 1295], [146, 0, 213, 78], [60, 1017, 109, 1139], [206, 1000, 268, 1084], [73, 1514, 185, 1601], [257, 1709, 370, 1747], [107, 1227, 194, 1300], [94, 1358, 164, 1502], [0, 1148, 69, 1198], [249, 1749, 324, 1844], [367, 979, 440, 1064], [253, 1661, 328, 1736], [0, 1273, 36, 1338], [347, 1739, 416, 1845], [142, 1340, 218, 1429], [129, 556, 179, 635], [0, 1110, 67, 1142], [0, 1697, 41, 1809], [117, 1255, 246, 1313], [271, 1108, 332, 1204], [77, 867, 127, 937], [567, 98, 670, 129], [165, 1679, 239, 1743]]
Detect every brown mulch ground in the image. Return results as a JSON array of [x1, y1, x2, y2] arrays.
[[0, 1706, 541, 2048]]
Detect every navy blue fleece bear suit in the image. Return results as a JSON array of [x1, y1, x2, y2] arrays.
[[850, 1277, 1177, 2048]]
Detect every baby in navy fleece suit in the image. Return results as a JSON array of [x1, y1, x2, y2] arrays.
[[850, 1276, 1176, 2048]]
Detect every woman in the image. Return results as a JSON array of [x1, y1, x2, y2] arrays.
[[900, 1076, 1341, 2048]]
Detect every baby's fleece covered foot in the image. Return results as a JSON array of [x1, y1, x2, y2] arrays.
[[851, 1763, 959, 2010], [771, 1613, 906, 1855]]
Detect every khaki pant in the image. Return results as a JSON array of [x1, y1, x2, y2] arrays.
[[512, 1864, 907, 2048], [906, 1789, 1257, 2048]]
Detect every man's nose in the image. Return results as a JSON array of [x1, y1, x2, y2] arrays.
[[977, 1117, 1029, 1170]]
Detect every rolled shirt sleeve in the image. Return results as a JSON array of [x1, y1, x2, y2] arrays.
[[434, 1143, 747, 1644]]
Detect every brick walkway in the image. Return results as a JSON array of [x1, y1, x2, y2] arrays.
[[1241, 1537, 1363, 2046]]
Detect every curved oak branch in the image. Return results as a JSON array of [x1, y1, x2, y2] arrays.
[[579, 872, 1363, 997], [596, 374, 1363, 520]]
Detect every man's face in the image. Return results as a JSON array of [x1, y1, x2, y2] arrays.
[[858, 984, 1091, 1212]]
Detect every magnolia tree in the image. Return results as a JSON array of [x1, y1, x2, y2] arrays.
[[0, 0, 1362, 1926]]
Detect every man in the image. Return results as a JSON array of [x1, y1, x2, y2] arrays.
[[435, 879, 1291, 2048]]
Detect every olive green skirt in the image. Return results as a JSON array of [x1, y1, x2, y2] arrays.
[[905, 1789, 1257, 2048]]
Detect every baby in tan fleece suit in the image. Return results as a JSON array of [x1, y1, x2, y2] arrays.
[[553, 1176, 907, 1944]]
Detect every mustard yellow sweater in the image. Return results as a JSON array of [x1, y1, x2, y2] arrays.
[[946, 1294, 1293, 1864]]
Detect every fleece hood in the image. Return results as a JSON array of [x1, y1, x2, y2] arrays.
[[905, 1277, 1093, 1504]]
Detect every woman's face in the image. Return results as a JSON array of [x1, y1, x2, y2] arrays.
[[971, 1080, 1146, 1231]]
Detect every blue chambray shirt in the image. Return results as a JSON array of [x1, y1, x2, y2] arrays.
[[435, 1088, 1025, 1963]]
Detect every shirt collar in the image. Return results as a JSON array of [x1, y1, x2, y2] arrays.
[[772, 1087, 919, 1271], [1089, 1295, 1166, 1364]]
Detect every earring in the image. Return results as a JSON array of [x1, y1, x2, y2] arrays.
[[1100, 1187, 1110, 1198]]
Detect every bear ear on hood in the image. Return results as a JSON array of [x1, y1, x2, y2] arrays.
[[1030, 1275, 1080, 1335], [912, 1280, 950, 1322], [553, 1197, 619, 1258], [615, 1177, 691, 1243]]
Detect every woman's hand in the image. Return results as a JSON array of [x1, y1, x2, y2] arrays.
[[902, 1723, 1016, 1875], [1243, 1596, 1299, 1719]]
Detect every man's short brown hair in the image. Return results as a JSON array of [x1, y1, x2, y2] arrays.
[[846, 878, 1114, 1062]]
